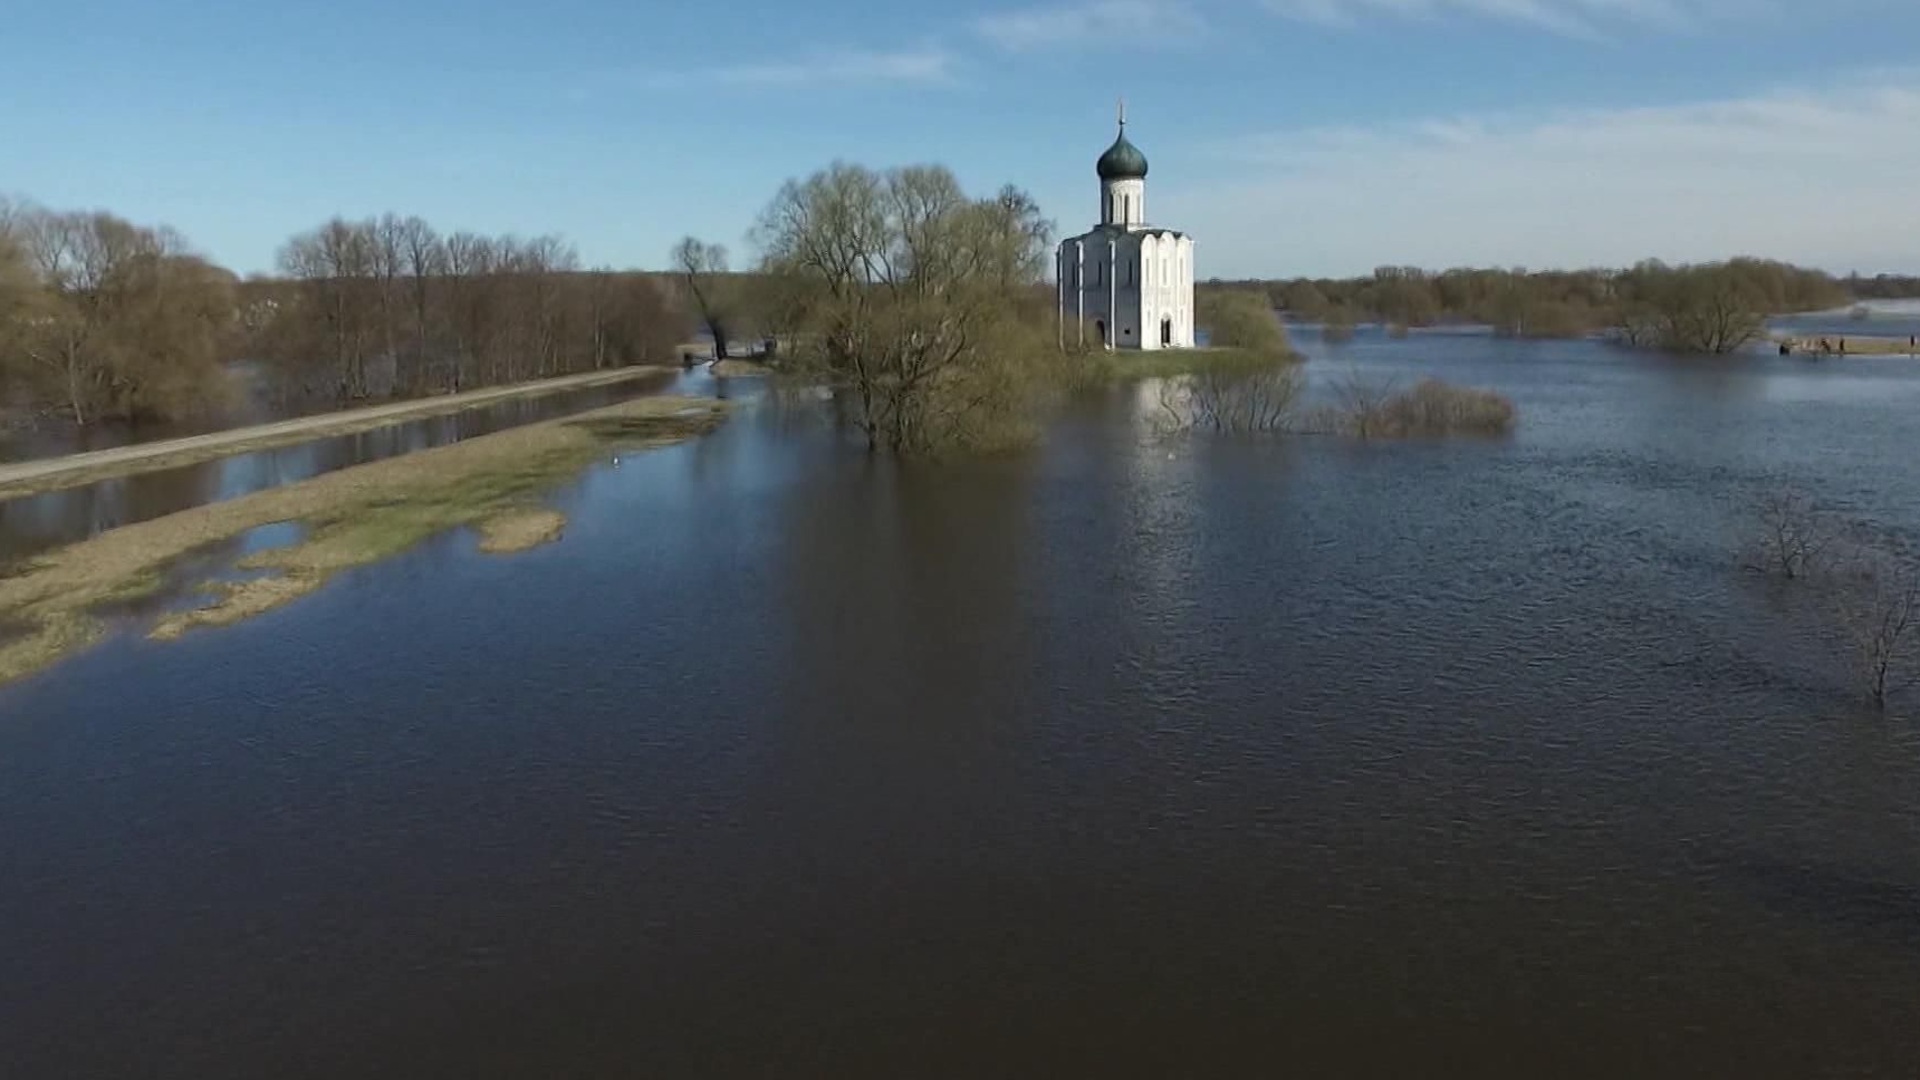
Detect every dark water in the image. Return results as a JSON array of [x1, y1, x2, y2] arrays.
[[5, 336, 1920, 1077], [0, 374, 672, 564]]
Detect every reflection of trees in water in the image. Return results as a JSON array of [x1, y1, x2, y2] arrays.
[[772, 449, 1038, 750], [0, 462, 223, 560]]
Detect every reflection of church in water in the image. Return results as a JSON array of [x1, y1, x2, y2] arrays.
[[1056, 106, 1196, 351]]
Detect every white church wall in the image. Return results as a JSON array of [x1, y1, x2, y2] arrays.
[[1055, 120, 1196, 351], [1103, 178, 1144, 228]]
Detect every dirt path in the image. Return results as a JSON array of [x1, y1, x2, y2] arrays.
[[0, 366, 671, 499]]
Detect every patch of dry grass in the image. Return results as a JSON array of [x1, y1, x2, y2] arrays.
[[476, 509, 567, 554], [149, 575, 325, 641], [1090, 346, 1301, 382], [0, 613, 103, 686], [0, 395, 730, 686]]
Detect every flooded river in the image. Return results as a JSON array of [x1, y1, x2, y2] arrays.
[[3, 331, 1920, 1076]]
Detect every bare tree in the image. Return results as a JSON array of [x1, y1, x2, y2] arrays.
[[1329, 371, 1399, 437], [671, 236, 734, 360], [371, 213, 408, 392], [395, 216, 442, 394], [1832, 553, 1920, 710], [1745, 489, 1833, 580], [276, 218, 379, 401]]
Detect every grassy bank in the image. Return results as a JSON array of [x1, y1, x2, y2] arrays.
[[0, 394, 730, 686], [1085, 346, 1301, 381], [710, 359, 775, 378]]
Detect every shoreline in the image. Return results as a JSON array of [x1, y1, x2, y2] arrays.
[[0, 393, 731, 687], [0, 365, 674, 500], [1774, 333, 1919, 357]]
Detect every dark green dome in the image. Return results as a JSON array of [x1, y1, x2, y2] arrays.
[[1096, 126, 1149, 181]]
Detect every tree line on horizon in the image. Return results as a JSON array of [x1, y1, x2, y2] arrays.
[[1206, 259, 1920, 352]]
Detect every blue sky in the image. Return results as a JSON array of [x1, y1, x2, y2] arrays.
[[5, 0, 1918, 278]]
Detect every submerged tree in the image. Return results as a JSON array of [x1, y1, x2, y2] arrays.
[[1322, 305, 1358, 344], [1157, 362, 1301, 434], [1834, 553, 1920, 710], [1745, 488, 1832, 580], [751, 162, 1055, 454], [1612, 261, 1768, 354]]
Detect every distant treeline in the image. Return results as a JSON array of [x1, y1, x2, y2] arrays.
[[1, 197, 692, 427], [252, 215, 687, 406], [1843, 273, 1920, 300], [1203, 259, 1905, 351]]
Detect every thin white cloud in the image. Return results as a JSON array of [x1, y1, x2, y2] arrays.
[[1262, 0, 1758, 37], [648, 47, 956, 89], [1164, 73, 1920, 277], [975, 0, 1207, 52]]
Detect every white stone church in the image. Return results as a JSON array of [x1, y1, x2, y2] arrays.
[[1056, 109, 1196, 351]]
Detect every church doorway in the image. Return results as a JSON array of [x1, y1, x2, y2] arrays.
[[1094, 320, 1107, 346], [1161, 318, 1172, 346]]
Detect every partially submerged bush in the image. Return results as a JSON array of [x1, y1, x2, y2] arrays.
[[1830, 550, 1920, 710], [1323, 307, 1358, 344], [1308, 376, 1516, 438], [1744, 488, 1832, 580], [1156, 364, 1302, 433]]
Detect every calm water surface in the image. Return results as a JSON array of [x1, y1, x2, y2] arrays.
[[4, 332, 1920, 1076]]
